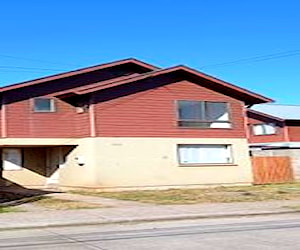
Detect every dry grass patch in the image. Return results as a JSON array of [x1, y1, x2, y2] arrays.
[[0, 206, 22, 213], [283, 205, 300, 211], [71, 183, 300, 205], [32, 197, 102, 210]]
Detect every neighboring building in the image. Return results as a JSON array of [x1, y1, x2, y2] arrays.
[[248, 104, 300, 179], [0, 58, 272, 190]]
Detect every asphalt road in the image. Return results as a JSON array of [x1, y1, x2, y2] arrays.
[[0, 214, 300, 249]]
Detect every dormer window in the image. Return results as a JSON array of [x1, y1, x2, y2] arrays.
[[177, 101, 231, 128], [33, 98, 55, 112], [252, 123, 276, 135]]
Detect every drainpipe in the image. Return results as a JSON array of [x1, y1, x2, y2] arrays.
[[89, 93, 96, 137], [1, 95, 7, 138]]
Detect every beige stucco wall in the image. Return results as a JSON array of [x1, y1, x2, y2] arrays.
[[1, 137, 253, 189], [0, 138, 78, 146], [59, 138, 99, 187], [0, 138, 77, 188], [59, 137, 253, 189], [2, 148, 47, 187]]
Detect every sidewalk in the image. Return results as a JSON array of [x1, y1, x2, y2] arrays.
[[0, 192, 299, 230]]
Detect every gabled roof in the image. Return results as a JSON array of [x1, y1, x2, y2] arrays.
[[251, 104, 300, 120], [0, 58, 272, 105], [0, 58, 158, 92], [56, 65, 272, 105]]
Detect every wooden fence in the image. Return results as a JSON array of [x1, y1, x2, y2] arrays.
[[251, 156, 294, 184]]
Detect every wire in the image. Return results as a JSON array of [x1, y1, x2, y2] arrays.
[[0, 66, 66, 71], [0, 70, 59, 73], [0, 53, 80, 67], [200, 49, 300, 69]]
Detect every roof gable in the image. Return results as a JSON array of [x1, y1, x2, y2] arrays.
[[1, 59, 272, 106], [57, 65, 272, 105]]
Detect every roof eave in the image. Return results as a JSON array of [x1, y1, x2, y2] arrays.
[[247, 109, 284, 121], [57, 65, 273, 105]]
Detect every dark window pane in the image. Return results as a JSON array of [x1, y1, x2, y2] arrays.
[[34, 98, 54, 112], [178, 101, 203, 120], [205, 102, 228, 121]]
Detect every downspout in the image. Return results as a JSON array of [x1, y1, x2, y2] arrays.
[[283, 121, 290, 142], [243, 105, 250, 141], [89, 93, 96, 137], [1, 95, 7, 138]]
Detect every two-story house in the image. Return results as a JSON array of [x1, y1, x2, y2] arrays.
[[0, 58, 272, 190]]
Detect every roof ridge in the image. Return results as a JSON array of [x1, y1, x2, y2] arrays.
[[0, 58, 158, 92]]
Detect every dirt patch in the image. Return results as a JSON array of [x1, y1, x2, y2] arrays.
[[31, 196, 103, 210]]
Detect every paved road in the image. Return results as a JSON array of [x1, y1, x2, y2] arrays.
[[1, 214, 300, 249]]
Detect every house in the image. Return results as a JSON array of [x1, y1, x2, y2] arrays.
[[247, 104, 300, 179], [0, 58, 272, 190]]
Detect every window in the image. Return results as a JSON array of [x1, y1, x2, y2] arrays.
[[252, 123, 276, 135], [177, 101, 230, 128], [33, 98, 55, 112], [2, 148, 22, 170], [178, 144, 232, 165]]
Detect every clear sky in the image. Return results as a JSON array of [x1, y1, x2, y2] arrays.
[[1, 0, 299, 104]]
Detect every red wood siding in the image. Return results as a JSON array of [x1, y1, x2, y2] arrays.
[[247, 114, 286, 143], [287, 126, 300, 141], [2, 63, 148, 138], [0, 104, 2, 137], [93, 80, 247, 138], [5, 97, 89, 138]]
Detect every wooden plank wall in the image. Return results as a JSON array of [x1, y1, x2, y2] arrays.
[[251, 156, 294, 184]]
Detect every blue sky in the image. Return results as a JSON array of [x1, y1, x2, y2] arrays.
[[1, 0, 300, 104]]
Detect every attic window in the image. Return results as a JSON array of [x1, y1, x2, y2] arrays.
[[33, 98, 55, 112], [177, 101, 231, 128]]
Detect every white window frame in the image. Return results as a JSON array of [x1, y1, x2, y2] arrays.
[[252, 123, 276, 135], [2, 148, 23, 170], [33, 98, 56, 112], [178, 144, 233, 165]]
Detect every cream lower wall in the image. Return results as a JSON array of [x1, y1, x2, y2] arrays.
[[60, 137, 253, 189], [2, 147, 47, 187], [3, 169, 46, 187], [59, 138, 99, 187], [1, 137, 253, 189]]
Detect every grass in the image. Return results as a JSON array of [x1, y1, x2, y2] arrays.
[[31, 196, 102, 210], [71, 182, 300, 205], [283, 205, 300, 211], [0, 206, 22, 213]]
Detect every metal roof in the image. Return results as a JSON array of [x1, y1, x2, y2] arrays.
[[251, 104, 300, 120]]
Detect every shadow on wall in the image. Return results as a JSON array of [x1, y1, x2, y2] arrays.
[[0, 146, 76, 200]]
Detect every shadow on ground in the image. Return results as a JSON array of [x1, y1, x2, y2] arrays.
[[0, 178, 59, 204]]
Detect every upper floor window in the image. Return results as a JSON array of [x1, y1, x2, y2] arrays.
[[177, 101, 231, 128], [252, 123, 276, 135], [33, 98, 55, 112]]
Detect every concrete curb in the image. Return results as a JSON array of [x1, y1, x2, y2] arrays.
[[1, 210, 299, 231]]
